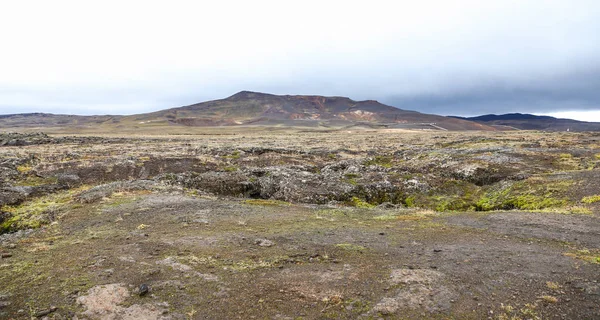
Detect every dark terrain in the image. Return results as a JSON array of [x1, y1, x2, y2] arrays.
[[0, 130, 599, 319], [453, 113, 600, 132], [0, 92, 494, 132]]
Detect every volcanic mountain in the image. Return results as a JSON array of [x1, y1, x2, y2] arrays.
[[122, 91, 494, 131], [452, 113, 600, 132], [0, 91, 495, 131]]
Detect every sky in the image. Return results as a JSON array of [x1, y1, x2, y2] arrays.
[[1, 0, 599, 121]]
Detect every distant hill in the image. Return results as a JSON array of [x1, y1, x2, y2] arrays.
[[0, 113, 120, 128], [122, 91, 494, 131], [451, 113, 600, 131], [0, 91, 495, 132]]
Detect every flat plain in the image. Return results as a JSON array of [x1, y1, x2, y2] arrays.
[[1, 128, 599, 319]]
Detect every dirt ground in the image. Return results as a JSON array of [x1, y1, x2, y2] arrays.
[[1, 129, 599, 319]]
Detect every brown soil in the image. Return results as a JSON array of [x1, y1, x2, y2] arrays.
[[0, 129, 599, 319]]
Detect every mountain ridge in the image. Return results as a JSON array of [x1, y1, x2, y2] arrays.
[[452, 113, 600, 131], [127, 91, 493, 131], [1, 91, 495, 131]]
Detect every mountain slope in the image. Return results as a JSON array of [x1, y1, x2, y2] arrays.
[[452, 113, 600, 131], [0, 92, 496, 131], [0, 113, 120, 128], [123, 91, 495, 131]]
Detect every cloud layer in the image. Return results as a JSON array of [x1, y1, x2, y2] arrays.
[[1, 0, 599, 119]]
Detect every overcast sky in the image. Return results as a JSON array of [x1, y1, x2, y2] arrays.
[[1, 1, 599, 120]]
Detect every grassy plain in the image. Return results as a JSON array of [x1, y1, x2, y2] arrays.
[[1, 128, 599, 319]]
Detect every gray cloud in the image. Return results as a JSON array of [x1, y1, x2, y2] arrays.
[[383, 68, 600, 116], [0, 1, 599, 118]]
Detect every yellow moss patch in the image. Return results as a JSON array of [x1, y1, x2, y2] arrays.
[[563, 249, 600, 264], [539, 295, 558, 304], [349, 197, 375, 209], [1, 185, 91, 233], [14, 175, 58, 187], [16, 165, 33, 173], [373, 210, 435, 221], [582, 195, 600, 204], [546, 281, 560, 290], [244, 199, 291, 206]]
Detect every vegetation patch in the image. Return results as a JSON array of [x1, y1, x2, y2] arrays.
[[1, 186, 90, 233], [476, 178, 572, 211], [581, 194, 600, 204], [348, 196, 375, 208], [223, 151, 241, 159], [315, 208, 350, 220], [373, 210, 434, 221], [244, 199, 291, 206], [546, 281, 561, 291], [364, 156, 393, 168], [564, 249, 600, 264], [406, 194, 476, 212], [16, 165, 33, 174], [14, 175, 58, 187], [496, 303, 540, 320], [181, 254, 298, 272]]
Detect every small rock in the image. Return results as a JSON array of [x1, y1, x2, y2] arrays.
[[34, 306, 57, 317], [254, 239, 274, 247], [433, 249, 442, 253], [1, 253, 12, 258], [379, 232, 385, 236], [6, 244, 16, 249], [0, 301, 10, 309], [139, 284, 149, 296]]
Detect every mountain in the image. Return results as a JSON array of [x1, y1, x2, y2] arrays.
[[451, 113, 600, 131], [0, 113, 120, 128], [121, 91, 494, 131], [0, 91, 495, 132]]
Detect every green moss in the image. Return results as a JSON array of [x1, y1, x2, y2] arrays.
[[564, 206, 592, 215], [559, 153, 572, 160], [224, 151, 241, 159], [16, 165, 33, 173], [223, 166, 238, 172], [404, 195, 416, 208], [401, 177, 573, 212], [344, 173, 360, 186], [405, 180, 479, 212], [14, 175, 58, 187], [582, 195, 600, 204], [349, 197, 375, 209], [564, 249, 600, 264], [346, 178, 358, 185], [1, 186, 90, 233], [364, 156, 392, 168], [476, 178, 572, 211], [316, 209, 349, 217]]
